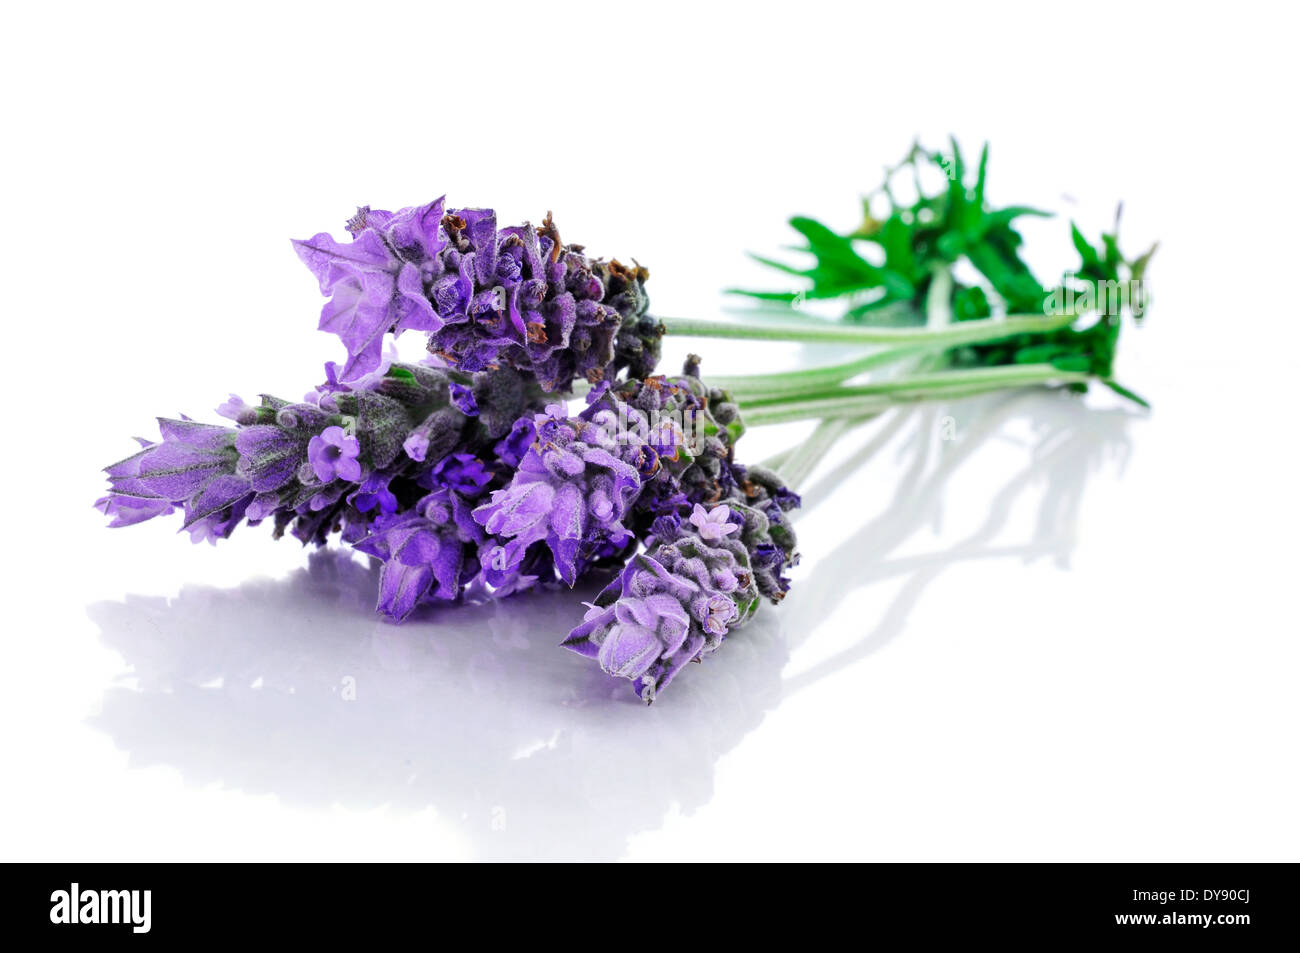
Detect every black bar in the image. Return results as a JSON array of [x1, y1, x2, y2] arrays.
[[5, 862, 1288, 942]]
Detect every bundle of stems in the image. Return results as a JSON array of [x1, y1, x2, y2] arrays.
[[653, 301, 1105, 490]]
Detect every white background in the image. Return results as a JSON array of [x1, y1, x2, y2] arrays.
[[3, 2, 1297, 861]]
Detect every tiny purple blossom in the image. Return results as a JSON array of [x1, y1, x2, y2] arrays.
[[403, 430, 430, 463], [428, 453, 492, 496], [494, 417, 536, 468], [700, 593, 735, 636], [216, 394, 250, 423], [688, 503, 740, 541], [448, 382, 479, 416], [308, 426, 362, 483], [350, 470, 399, 515]]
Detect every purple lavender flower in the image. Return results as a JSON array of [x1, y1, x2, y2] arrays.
[[216, 394, 254, 424], [401, 431, 430, 463], [95, 309, 802, 699], [448, 382, 478, 416], [308, 425, 362, 483], [593, 594, 691, 679], [185, 489, 253, 545], [235, 423, 307, 492], [425, 453, 492, 496], [402, 407, 466, 464], [101, 419, 253, 541], [493, 417, 536, 468], [724, 464, 802, 600], [100, 359, 507, 553], [472, 406, 643, 585], [348, 470, 399, 516], [352, 489, 484, 621], [689, 502, 741, 541], [293, 200, 446, 381], [563, 503, 755, 702], [94, 494, 175, 527], [470, 367, 769, 588], [296, 202, 662, 391]]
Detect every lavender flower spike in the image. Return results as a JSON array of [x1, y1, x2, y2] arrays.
[[563, 503, 762, 702], [295, 201, 663, 392], [99, 418, 253, 543]]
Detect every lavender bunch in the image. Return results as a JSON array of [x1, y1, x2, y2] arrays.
[[98, 348, 803, 702], [102, 200, 710, 659], [103, 171, 1142, 703]]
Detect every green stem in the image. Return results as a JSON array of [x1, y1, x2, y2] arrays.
[[709, 345, 929, 397], [718, 268, 965, 401], [741, 368, 1087, 427], [659, 310, 1076, 347], [925, 264, 953, 329], [741, 364, 1091, 409]]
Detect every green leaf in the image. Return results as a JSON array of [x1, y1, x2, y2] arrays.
[[982, 205, 1053, 230], [746, 252, 811, 278], [1012, 344, 1064, 364], [879, 214, 917, 277], [724, 289, 802, 302], [946, 136, 966, 185], [787, 216, 880, 280], [972, 142, 990, 209], [1102, 378, 1151, 408], [1070, 222, 1101, 270], [1049, 354, 1093, 373], [1130, 241, 1159, 281], [936, 231, 965, 259]]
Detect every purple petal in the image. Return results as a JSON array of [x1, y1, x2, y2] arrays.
[[597, 624, 662, 679]]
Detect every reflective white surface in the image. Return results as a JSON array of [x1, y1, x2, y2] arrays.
[[10, 379, 1300, 861], [4, 3, 1298, 861]]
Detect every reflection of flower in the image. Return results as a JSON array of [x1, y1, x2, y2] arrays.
[[308, 426, 362, 483], [87, 548, 790, 858]]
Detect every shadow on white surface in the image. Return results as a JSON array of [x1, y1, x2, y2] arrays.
[[86, 391, 1137, 860], [783, 390, 1138, 691]]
